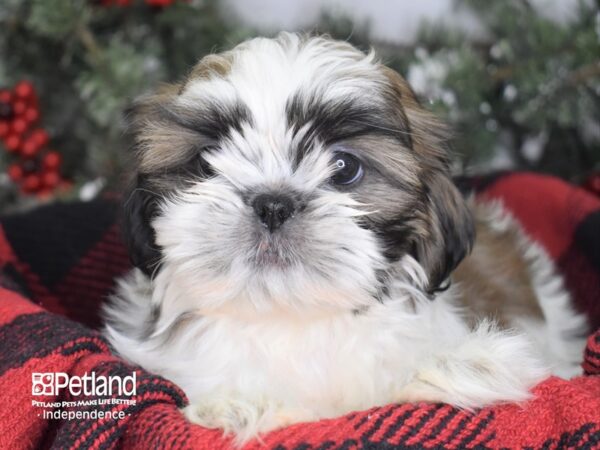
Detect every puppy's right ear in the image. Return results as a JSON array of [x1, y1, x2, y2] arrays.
[[122, 95, 167, 277], [122, 83, 184, 276], [123, 175, 161, 277]]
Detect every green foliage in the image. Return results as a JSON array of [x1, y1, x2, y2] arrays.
[[26, 0, 89, 40], [0, 0, 250, 196], [0, 0, 598, 210], [407, 0, 600, 174]]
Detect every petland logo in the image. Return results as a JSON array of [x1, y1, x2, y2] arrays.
[[32, 372, 136, 397]]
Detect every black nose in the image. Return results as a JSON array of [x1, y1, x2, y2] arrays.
[[252, 193, 296, 232]]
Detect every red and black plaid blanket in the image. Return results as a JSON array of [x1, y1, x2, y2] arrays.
[[1, 172, 599, 450]]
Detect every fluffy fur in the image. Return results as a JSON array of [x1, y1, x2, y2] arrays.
[[103, 33, 587, 443]]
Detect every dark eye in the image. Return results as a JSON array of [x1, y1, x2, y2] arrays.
[[331, 152, 364, 185]]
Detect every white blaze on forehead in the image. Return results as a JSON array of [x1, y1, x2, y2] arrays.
[[179, 34, 383, 134], [205, 123, 333, 192]]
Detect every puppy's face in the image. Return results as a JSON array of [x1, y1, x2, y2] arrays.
[[125, 34, 473, 314]]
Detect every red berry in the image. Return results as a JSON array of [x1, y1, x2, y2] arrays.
[[13, 100, 27, 115], [22, 174, 42, 193], [0, 120, 8, 137], [11, 118, 28, 135], [24, 108, 39, 124], [58, 180, 73, 193], [31, 129, 49, 147], [15, 81, 35, 100], [8, 164, 23, 182], [36, 188, 53, 199], [5, 134, 21, 152], [21, 139, 40, 158], [42, 170, 60, 188], [43, 151, 62, 169], [0, 90, 11, 104]]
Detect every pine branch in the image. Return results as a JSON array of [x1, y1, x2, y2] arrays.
[[567, 61, 600, 86], [75, 23, 103, 65]]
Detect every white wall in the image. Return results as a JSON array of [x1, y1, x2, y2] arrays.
[[220, 0, 583, 44]]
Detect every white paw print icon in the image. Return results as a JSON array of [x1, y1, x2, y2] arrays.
[[32, 373, 54, 395]]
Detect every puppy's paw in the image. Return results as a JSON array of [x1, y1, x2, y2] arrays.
[[397, 321, 550, 409], [182, 397, 315, 444], [183, 397, 262, 435]]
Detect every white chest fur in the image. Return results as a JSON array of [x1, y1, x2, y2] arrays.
[[104, 269, 549, 440]]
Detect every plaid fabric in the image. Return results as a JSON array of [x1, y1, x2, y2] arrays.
[[0, 171, 599, 450]]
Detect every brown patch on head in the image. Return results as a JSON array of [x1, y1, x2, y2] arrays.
[[125, 47, 240, 176], [348, 135, 420, 187], [368, 65, 474, 292], [121, 81, 205, 275], [127, 82, 196, 174], [121, 51, 246, 275], [379, 65, 450, 171], [132, 110, 208, 174], [183, 52, 233, 90], [127, 51, 249, 176]]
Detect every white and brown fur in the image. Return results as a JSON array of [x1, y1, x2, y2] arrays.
[[103, 33, 587, 442]]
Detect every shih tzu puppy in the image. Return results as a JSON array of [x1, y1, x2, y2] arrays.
[[103, 33, 587, 442]]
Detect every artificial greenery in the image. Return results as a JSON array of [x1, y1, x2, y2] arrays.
[[0, 0, 598, 210]]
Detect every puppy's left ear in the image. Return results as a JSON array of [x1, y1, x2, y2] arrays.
[[412, 174, 475, 293], [380, 66, 475, 292]]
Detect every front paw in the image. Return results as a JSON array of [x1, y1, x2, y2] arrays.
[[182, 396, 264, 437], [397, 322, 550, 409], [182, 396, 315, 444]]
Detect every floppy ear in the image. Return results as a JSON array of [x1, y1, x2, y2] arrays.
[[122, 175, 162, 277], [412, 174, 475, 293], [121, 85, 182, 277], [379, 65, 475, 292]]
